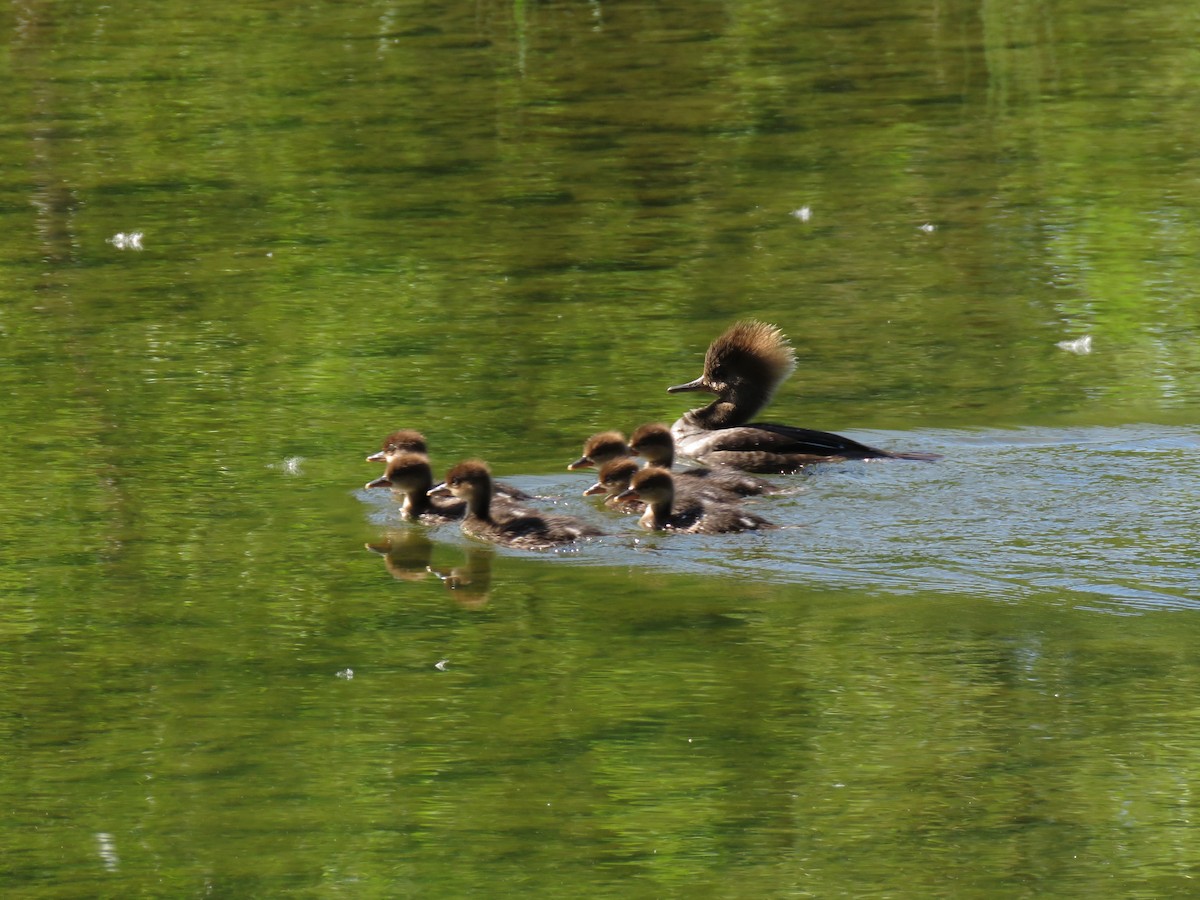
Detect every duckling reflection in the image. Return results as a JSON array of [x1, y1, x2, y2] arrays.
[[668, 320, 940, 471], [364, 529, 436, 581], [428, 545, 495, 609]]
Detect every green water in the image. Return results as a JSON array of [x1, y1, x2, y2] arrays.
[[2, 0, 1199, 895]]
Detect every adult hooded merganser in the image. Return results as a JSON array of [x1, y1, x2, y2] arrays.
[[367, 429, 533, 501], [582, 458, 644, 513], [430, 460, 603, 550], [667, 320, 940, 472], [615, 467, 775, 534], [629, 422, 781, 497], [566, 431, 632, 471], [364, 452, 466, 523]]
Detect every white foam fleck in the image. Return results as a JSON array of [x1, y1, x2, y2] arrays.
[[107, 232, 144, 250], [1056, 335, 1093, 354]]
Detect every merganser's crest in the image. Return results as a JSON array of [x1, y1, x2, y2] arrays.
[[703, 320, 796, 397]]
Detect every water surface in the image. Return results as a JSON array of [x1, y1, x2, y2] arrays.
[[2, 0, 1199, 895]]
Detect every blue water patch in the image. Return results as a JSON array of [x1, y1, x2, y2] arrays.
[[358, 426, 1200, 614]]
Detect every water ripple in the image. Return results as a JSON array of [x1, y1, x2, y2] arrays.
[[360, 426, 1200, 614]]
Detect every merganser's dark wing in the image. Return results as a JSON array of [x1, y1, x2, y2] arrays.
[[681, 422, 940, 472]]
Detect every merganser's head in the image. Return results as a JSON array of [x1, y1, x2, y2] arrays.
[[667, 320, 795, 401]]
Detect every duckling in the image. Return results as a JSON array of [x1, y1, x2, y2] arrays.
[[430, 460, 603, 550], [366, 452, 536, 523], [367, 429, 533, 501], [582, 458, 644, 513], [628, 422, 781, 497], [365, 429, 428, 462], [566, 430, 632, 470], [364, 452, 465, 523], [616, 466, 776, 534], [668, 320, 940, 472], [579, 433, 750, 506]]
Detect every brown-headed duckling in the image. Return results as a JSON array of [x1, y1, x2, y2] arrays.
[[431, 460, 603, 550], [365, 429, 428, 462], [582, 458, 644, 513], [629, 422, 781, 497], [616, 466, 775, 534], [367, 429, 532, 501], [366, 452, 534, 523], [566, 430, 632, 471], [365, 452, 466, 523], [668, 320, 940, 472]]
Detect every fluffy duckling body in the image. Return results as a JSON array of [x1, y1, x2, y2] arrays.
[[616, 467, 775, 534], [368, 429, 533, 501], [431, 460, 603, 550], [567, 431, 632, 471], [629, 422, 780, 497], [668, 321, 940, 472]]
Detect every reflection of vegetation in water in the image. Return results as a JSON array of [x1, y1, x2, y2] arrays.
[[977, 0, 1200, 412], [3, 3, 1200, 896], [7, 0, 1199, 479]]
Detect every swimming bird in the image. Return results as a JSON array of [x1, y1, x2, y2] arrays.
[[366, 452, 536, 523], [367, 429, 532, 501], [430, 460, 603, 550], [567, 431, 632, 470], [364, 452, 467, 523], [668, 320, 940, 472], [582, 458, 644, 513], [365, 429, 428, 462], [628, 422, 781, 496], [615, 466, 775, 534]]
